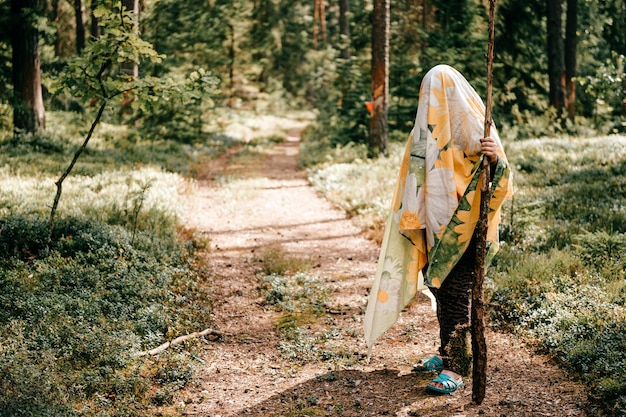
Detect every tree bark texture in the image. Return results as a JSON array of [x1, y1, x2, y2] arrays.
[[312, 0, 326, 49], [11, 0, 45, 135], [319, 0, 326, 46], [74, 0, 86, 53], [546, 0, 565, 112], [564, 0, 577, 121], [121, 0, 139, 79], [472, 0, 496, 405], [370, 0, 389, 156], [90, 0, 101, 39]]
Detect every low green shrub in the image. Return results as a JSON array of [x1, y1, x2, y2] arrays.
[[489, 237, 626, 417], [260, 272, 328, 316], [256, 246, 313, 276], [0, 215, 211, 416]]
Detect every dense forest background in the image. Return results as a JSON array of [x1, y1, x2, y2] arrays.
[[1, 0, 625, 147]]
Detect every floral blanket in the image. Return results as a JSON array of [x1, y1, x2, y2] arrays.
[[364, 65, 513, 349]]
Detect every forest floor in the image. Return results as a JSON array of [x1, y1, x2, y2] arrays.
[[164, 116, 590, 417]]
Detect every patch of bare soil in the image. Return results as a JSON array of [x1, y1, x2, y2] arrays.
[[166, 119, 590, 417]]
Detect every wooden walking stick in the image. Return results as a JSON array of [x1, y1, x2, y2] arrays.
[[472, 0, 496, 405]]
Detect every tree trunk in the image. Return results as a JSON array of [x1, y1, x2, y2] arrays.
[[90, 0, 101, 39], [11, 0, 45, 136], [370, 0, 389, 156], [120, 0, 139, 115], [546, 0, 565, 113], [313, 0, 319, 49], [228, 23, 235, 107], [564, 0, 577, 121], [320, 0, 326, 45], [74, 0, 86, 53], [121, 0, 139, 79], [339, 0, 350, 59]]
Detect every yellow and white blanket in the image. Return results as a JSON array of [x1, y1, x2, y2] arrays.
[[364, 65, 513, 349]]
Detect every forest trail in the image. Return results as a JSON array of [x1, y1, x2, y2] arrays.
[[171, 117, 590, 417]]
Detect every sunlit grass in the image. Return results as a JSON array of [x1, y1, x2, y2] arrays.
[[0, 165, 190, 222], [307, 141, 404, 239]]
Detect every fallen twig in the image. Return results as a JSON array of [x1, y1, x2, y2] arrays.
[[135, 328, 222, 357]]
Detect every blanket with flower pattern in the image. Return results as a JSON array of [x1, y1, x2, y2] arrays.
[[364, 65, 513, 349]]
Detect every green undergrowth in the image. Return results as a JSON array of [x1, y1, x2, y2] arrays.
[[257, 247, 359, 366], [303, 134, 626, 417], [0, 215, 211, 416], [0, 109, 243, 416]]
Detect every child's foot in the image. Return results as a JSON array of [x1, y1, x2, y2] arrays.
[[412, 355, 443, 372], [426, 370, 463, 394]]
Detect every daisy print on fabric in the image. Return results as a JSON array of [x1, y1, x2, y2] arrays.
[[421, 165, 456, 247], [395, 173, 421, 226], [376, 256, 403, 313]]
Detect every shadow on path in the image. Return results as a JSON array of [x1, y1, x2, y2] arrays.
[[228, 369, 442, 417]]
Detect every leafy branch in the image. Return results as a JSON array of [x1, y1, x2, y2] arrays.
[[47, 2, 216, 244]]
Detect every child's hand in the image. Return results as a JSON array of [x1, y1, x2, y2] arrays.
[[479, 136, 498, 163]]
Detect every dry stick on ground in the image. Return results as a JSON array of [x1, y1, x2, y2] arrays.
[[471, 0, 496, 405], [134, 328, 223, 357]]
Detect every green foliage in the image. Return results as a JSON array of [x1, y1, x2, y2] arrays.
[[579, 52, 626, 124], [504, 136, 626, 252], [258, 271, 356, 365], [260, 272, 327, 316], [54, 3, 162, 103], [489, 251, 626, 416], [131, 68, 220, 143], [0, 111, 235, 179], [257, 246, 313, 276], [0, 215, 211, 416], [574, 231, 626, 284], [0, 101, 228, 415]]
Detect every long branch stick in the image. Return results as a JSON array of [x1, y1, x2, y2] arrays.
[[471, 0, 496, 405]]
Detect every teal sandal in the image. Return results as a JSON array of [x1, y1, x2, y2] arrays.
[[426, 372, 463, 394], [412, 355, 443, 372]]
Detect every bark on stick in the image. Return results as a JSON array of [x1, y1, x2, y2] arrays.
[[472, 0, 496, 405]]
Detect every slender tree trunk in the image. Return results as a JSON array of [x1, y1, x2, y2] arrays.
[[546, 0, 565, 113], [339, 0, 351, 59], [91, 0, 101, 38], [74, 0, 85, 53], [320, 0, 326, 45], [51, 0, 63, 57], [228, 23, 235, 107], [121, 0, 139, 79], [120, 0, 139, 115], [370, 0, 389, 156], [313, 0, 319, 49], [564, 0, 577, 121], [11, 0, 45, 136]]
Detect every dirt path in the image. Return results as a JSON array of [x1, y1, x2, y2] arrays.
[[173, 119, 590, 417]]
